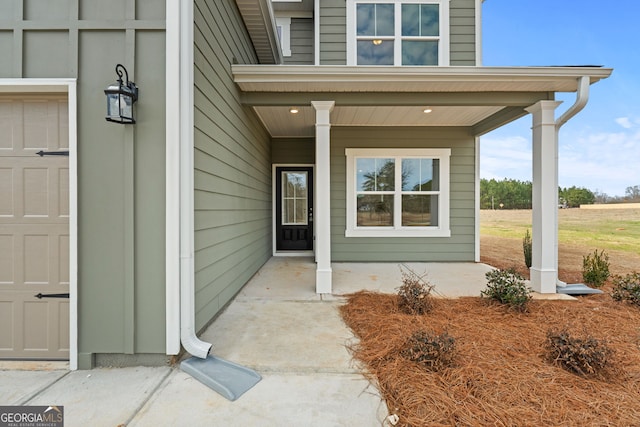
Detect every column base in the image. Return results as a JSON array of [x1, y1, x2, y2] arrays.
[[530, 267, 557, 294], [316, 268, 332, 294]]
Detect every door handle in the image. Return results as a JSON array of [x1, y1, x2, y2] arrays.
[[34, 293, 70, 299]]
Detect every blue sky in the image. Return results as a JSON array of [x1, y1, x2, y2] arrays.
[[480, 0, 640, 197]]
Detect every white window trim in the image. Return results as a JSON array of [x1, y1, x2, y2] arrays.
[[346, 0, 450, 66], [275, 17, 292, 57], [345, 148, 451, 237]]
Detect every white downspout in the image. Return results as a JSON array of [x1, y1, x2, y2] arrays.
[[554, 75, 590, 287], [179, 0, 212, 359], [556, 76, 590, 129]]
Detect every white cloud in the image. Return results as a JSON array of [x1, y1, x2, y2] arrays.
[[615, 117, 633, 129], [480, 135, 532, 182], [559, 128, 640, 196], [480, 128, 640, 196]]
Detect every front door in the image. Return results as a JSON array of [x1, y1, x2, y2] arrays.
[[0, 97, 70, 360], [275, 167, 313, 251]]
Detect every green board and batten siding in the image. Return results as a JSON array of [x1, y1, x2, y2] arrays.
[[330, 127, 476, 262], [193, 0, 272, 331], [319, 0, 477, 65], [0, 0, 167, 368]]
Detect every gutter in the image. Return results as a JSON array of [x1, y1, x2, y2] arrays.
[[554, 75, 590, 288]]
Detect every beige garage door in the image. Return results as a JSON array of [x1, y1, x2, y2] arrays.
[[0, 96, 69, 360]]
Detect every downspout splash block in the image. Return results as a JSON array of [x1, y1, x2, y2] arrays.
[[181, 355, 262, 401]]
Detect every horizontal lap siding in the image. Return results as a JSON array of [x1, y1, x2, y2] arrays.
[[330, 127, 476, 262], [320, 0, 347, 64], [450, 0, 476, 65], [271, 138, 315, 164], [193, 0, 272, 330], [285, 18, 314, 65]]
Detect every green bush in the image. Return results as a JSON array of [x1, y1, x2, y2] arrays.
[[397, 266, 435, 315], [523, 229, 532, 269], [545, 327, 614, 377], [402, 330, 456, 371], [611, 272, 640, 306], [582, 249, 610, 288], [481, 268, 532, 311]]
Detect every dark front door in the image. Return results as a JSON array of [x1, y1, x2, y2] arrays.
[[275, 167, 313, 251]]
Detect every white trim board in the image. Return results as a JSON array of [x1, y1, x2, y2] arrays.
[[0, 79, 78, 370], [164, 0, 181, 356]]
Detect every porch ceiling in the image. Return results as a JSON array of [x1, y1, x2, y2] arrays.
[[232, 65, 613, 138]]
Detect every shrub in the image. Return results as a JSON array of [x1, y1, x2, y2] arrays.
[[397, 266, 435, 315], [611, 272, 640, 306], [523, 229, 532, 269], [545, 327, 614, 377], [481, 268, 532, 311], [402, 330, 456, 371], [582, 249, 610, 288]]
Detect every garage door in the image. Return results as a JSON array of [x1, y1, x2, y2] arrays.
[[0, 96, 69, 360]]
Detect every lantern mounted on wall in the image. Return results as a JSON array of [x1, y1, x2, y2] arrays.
[[104, 64, 139, 124]]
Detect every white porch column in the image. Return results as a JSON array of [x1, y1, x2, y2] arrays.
[[312, 101, 335, 294], [525, 101, 562, 293]]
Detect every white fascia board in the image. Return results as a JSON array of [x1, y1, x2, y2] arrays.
[[232, 65, 613, 84], [231, 65, 613, 95]]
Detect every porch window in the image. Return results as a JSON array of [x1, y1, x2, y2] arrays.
[[345, 148, 450, 237], [347, 0, 450, 66]]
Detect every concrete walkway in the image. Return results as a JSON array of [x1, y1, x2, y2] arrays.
[[0, 258, 495, 427]]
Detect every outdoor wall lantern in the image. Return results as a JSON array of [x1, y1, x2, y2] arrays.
[[104, 64, 139, 124]]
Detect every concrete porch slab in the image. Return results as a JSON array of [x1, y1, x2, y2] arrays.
[[238, 257, 496, 299]]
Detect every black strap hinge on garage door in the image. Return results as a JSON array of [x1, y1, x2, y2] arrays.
[[36, 150, 69, 157], [34, 293, 70, 299]]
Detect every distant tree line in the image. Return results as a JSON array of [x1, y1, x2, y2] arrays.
[[594, 185, 640, 204], [480, 179, 600, 209], [480, 179, 532, 209]]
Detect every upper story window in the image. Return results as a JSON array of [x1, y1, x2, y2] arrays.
[[347, 0, 450, 66]]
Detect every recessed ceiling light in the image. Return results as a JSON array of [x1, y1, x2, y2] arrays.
[[289, 107, 299, 114], [423, 107, 433, 114]]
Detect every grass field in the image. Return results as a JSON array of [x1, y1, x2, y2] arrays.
[[480, 208, 640, 282], [481, 208, 640, 254]]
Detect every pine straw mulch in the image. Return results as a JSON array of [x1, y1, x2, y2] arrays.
[[339, 291, 640, 427]]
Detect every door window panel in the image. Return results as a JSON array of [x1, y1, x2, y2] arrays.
[[282, 171, 308, 225]]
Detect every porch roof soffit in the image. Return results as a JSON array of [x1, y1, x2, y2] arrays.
[[232, 66, 612, 138]]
